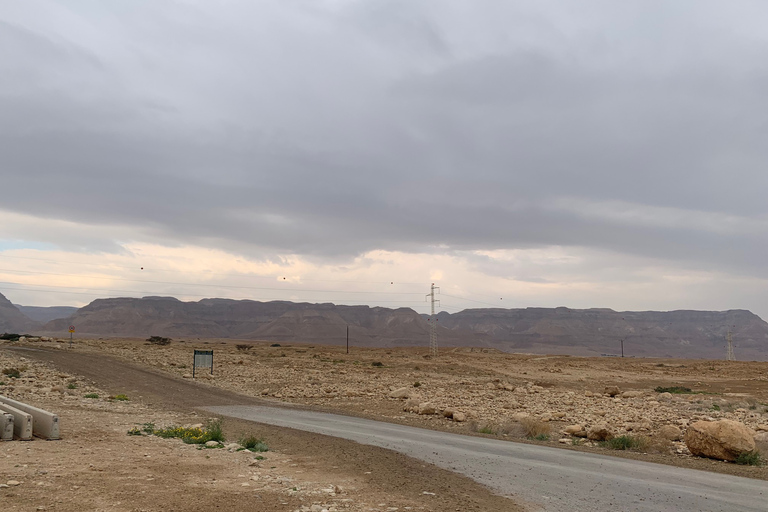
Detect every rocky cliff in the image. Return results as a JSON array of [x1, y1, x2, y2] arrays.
[[0, 292, 38, 333], [36, 295, 768, 359]]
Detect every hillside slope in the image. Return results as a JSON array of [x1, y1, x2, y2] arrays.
[[36, 295, 768, 359]]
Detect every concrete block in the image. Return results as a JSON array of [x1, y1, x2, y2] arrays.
[[0, 395, 59, 440], [0, 403, 33, 440], [0, 412, 13, 440]]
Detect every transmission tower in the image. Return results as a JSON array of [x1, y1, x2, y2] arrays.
[[426, 283, 440, 357], [726, 330, 735, 361]]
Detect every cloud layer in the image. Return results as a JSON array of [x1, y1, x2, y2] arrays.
[[3, 1, 768, 316]]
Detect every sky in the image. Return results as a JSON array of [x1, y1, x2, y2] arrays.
[[2, 0, 768, 318]]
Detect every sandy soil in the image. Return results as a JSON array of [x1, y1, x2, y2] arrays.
[[2, 337, 768, 511]]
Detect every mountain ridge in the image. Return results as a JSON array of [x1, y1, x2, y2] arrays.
[[3, 291, 767, 359]]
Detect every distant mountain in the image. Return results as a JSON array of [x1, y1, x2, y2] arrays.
[[434, 307, 768, 360], [43, 296, 433, 347], [14, 305, 79, 323], [36, 295, 768, 360], [0, 292, 39, 333]]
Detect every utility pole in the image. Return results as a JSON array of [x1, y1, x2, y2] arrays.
[[621, 339, 624, 358], [726, 330, 735, 361], [426, 283, 440, 357]]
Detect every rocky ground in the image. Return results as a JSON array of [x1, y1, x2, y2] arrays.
[[2, 336, 768, 510], [87, 338, 768, 463]]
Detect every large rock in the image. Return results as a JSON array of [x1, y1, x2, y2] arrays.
[[657, 425, 682, 441], [604, 386, 620, 397], [388, 387, 411, 399], [684, 420, 756, 461], [418, 402, 436, 415], [587, 424, 614, 441]]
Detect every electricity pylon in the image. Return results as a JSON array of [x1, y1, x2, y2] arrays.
[[426, 283, 440, 357], [726, 330, 735, 361]]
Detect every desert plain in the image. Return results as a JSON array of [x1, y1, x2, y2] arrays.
[[2, 336, 768, 511]]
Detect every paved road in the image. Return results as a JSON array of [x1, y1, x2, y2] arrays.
[[207, 405, 766, 512]]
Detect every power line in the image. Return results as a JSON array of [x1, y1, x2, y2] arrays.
[[0, 268, 426, 295], [440, 293, 506, 308], [0, 254, 426, 285]]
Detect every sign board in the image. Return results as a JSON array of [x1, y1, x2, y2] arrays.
[[69, 325, 75, 333], [192, 350, 214, 378]]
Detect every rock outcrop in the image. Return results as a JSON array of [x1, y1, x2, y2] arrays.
[[684, 420, 756, 461]]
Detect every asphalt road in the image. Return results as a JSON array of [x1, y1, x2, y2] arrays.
[[207, 405, 767, 512]]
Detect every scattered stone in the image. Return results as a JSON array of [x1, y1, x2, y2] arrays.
[[7, 480, 21, 486], [564, 424, 584, 435], [418, 402, 436, 415], [388, 387, 411, 399], [684, 420, 756, 462], [452, 411, 466, 422], [204, 441, 220, 448], [587, 424, 614, 441], [657, 425, 682, 441], [604, 386, 620, 397], [621, 391, 643, 399]]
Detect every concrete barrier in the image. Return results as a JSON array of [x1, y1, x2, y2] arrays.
[[0, 396, 59, 440], [0, 403, 33, 440], [0, 412, 13, 440]]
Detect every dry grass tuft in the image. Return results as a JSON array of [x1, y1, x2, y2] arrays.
[[519, 417, 551, 439]]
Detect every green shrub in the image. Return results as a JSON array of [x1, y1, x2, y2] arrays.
[[711, 404, 721, 411], [477, 425, 496, 435], [154, 419, 225, 445], [127, 427, 143, 436], [371, 361, 384, 367], [110, 394, 130, 401], [655, 386, 692, 394], [84, 393, 99, 399], [239, 434, 268, 452], [67, 383, 77, 389], [2, 368, 21, 379], [413, 381, 421, 387], [270, 343, 281, 347], [603, 435, 649, 451], [533, 433, 550, 441], [735, 451, 763, 466], [142, 422, 155, 434], [146, 336, 171, 345], [0, 333, 21, 341]]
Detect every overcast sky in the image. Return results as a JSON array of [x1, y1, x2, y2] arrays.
[[2, 0, 768, 318]]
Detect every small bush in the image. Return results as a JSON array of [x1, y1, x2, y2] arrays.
[[477, 424, 496, 435], [603, 435, 649, 451], [84, 393, 99, 399], [711, 404, 721, 411], [146, 336, 171, 346], [239, 434, 268, 452], [270, 343, 281, 347], [127, 427, 143, 436], [154, 419, 224, 445], [519, 417, 552, 439], [0, 333, 21, 341], [371, 361, 384, 367], [413, 381, 421, 387], [735, 451, 763, 466], [2, 368, 21, 379], [236, 344, 252, 352], [142, 422, 155, 434], [532, 433, 550, 441], [655, 386, 692, 394], [67, 383, 77, 389], [110, 394, 130, 401]]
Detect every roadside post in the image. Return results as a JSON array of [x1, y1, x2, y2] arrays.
[[68, 325, 75, 348], [193, 350, 214, 378]]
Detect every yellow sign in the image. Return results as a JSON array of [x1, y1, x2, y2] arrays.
[[69, 325, 75, 333]]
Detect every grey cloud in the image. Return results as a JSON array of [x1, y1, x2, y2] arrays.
[[3, 0, 768, 278]]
